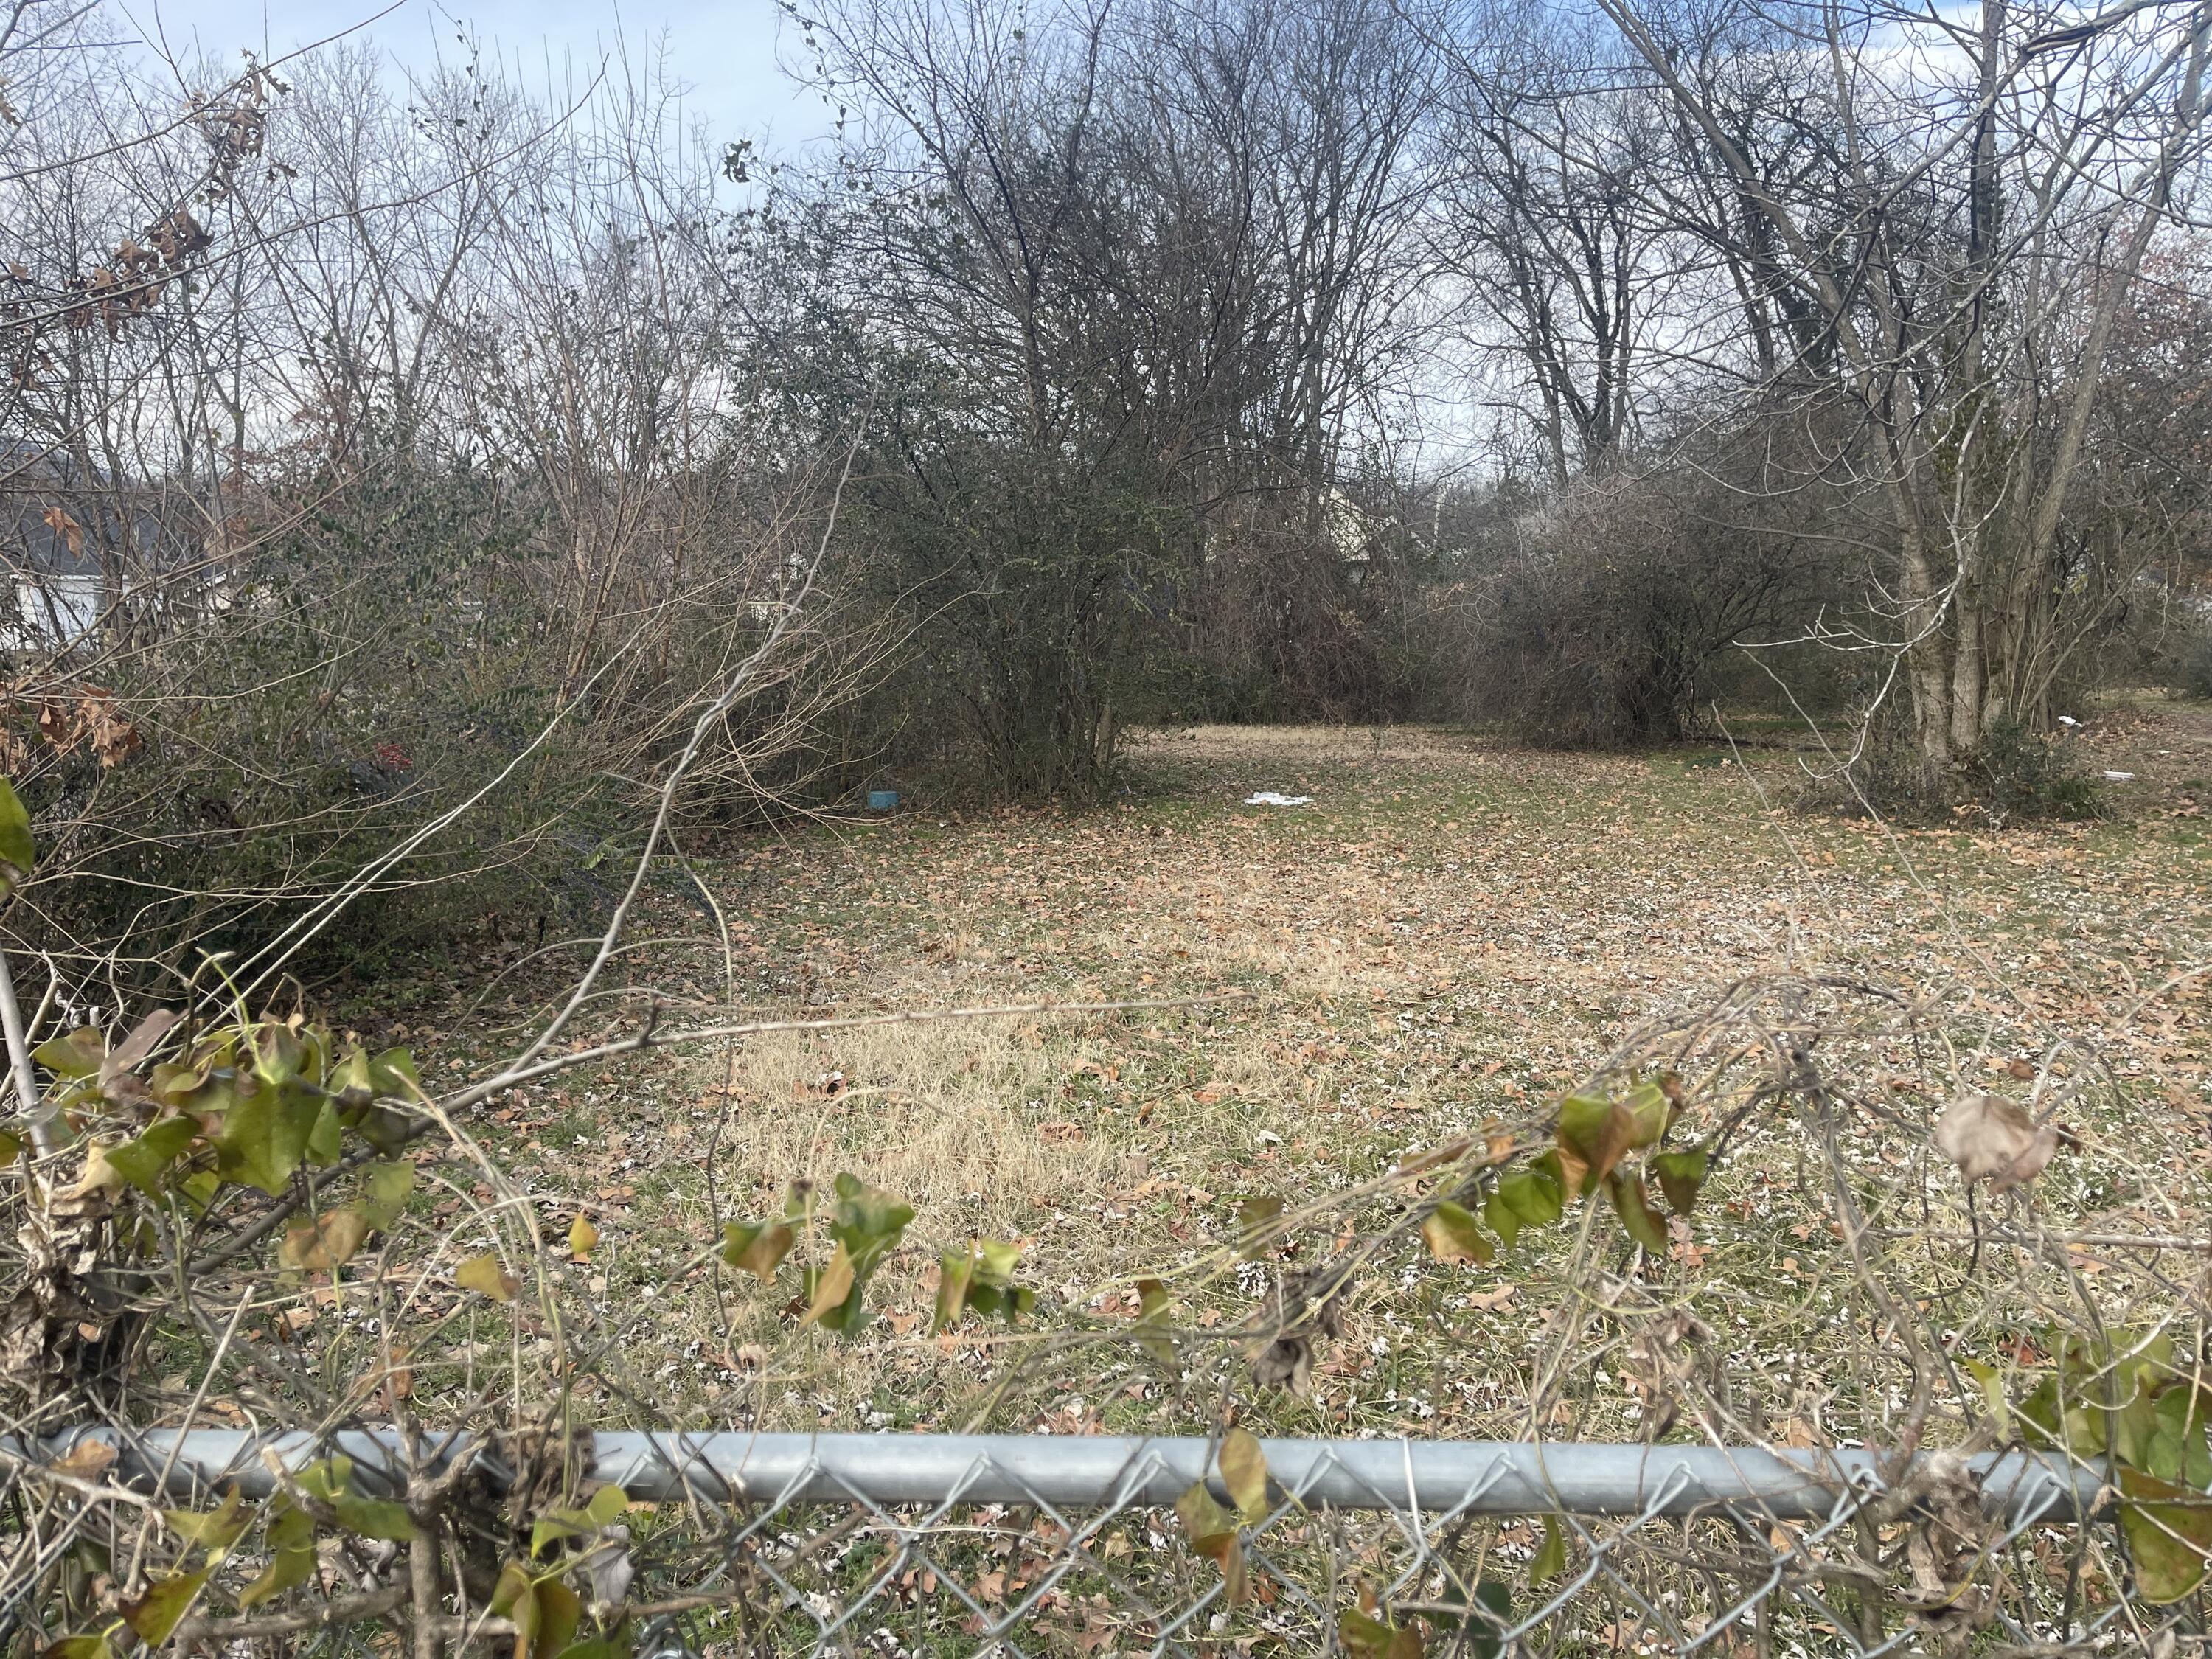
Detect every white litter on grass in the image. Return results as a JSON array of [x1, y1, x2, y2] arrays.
[[2103, 771, 2135, 782], [2057, 714, 2080, 727], [1243, 790, 1313, 806]]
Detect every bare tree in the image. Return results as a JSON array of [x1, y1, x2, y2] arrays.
[[0, 3, 869, 988], [1588, 0, 2212, 773], [1426, 7, 1670, 485]]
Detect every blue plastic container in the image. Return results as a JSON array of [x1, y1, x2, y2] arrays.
[[866, 790, 900, 812]]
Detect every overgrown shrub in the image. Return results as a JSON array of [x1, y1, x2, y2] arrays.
[[1430, 466, 1834, 747], [2175, 624, 2212, 700], [1969, 716, 2108, 821], [0, 43, 866, 988], [1801, 714, 2106, 824]]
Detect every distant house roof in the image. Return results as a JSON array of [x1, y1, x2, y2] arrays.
[[0, 436, 169, 580]]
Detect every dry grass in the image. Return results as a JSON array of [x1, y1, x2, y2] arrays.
[[452, 712, 2212, 1440]]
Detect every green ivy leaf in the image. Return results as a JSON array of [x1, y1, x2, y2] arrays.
[[720, 1220, 795, 1281], [2017, 1367, 2109, 1456], [1554, 1092, 1614, 1190], [331, 1492, 416, 1542], [534, 1579, 582, 1655], [148, 1057, 213, 1108], [34, 1026, 105, 1079], [829, 1172, 915, 1256], [935, 1239, 1032, 1331], [529, 1484, 631, 1559], [293, 1456, 350, 1502], [1340, 1607, 1423, 1658], [0, 776, 36, 896], [164, 1487, 252, 1556], [122, 1568, 209, 1643], [175, 1170, 220, 1214], [801, 1175, 917, 1334], [103, 1116, 200, 1196], [1604, 1170, 1669, 1256], [974, 1237, 1025, 1287], [1618, 1081, 1671, 1149], [491, 1563, 539, 1655], [1482, 1186, 1523, 1251], [1421, 1200, 1494, 1265], [237, 1540, 314, 1609], [586, 1484, 630, 1527], [801, 1243, 861, 1329], [268, 1502, 316, 1550], [1650, 1150, 1709, 1215], [214, 1082, 321, 1195], [489, 1560, 534, 1617], [305, 1098, 344, 1166], [337, 1048, 421, 1153], [2118, 1464, 2212, 1604], [933, 1245, 975, 1334], [1531, 1514, 1567, 1585], [1175, 1482, 1247, 1606], [2154, 1384, 2212, 1488], [2015, 1371, 2062, 1446], [371, 1046, 420, 1094], [1495, 1166, 1563, 1231], [2117, 1383, 2164, 1470], [251, 1023, 307, 1088], [531, 1512, 592, 1559], [358, 1161, 416, 1231]]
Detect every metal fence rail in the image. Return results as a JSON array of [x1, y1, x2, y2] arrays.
[[27, 1427, 2098, 1520], [18, 1430, 2112, 1658]]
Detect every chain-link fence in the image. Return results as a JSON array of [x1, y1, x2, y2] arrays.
[[18, 1427, 2118, 1657], [8, 973, 2205, 1657]]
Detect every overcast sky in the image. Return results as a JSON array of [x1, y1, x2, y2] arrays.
[[114, 0, 835, 150]]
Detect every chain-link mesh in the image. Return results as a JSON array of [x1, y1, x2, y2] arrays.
[[602, 1440, 2100, 1658], [7, 973, 2201, 1656], [13, 1427, 2120, 1657]]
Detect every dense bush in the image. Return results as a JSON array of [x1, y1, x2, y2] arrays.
[[1795, 714, 2107, 825], [2158, 619, 2212, 701], [1427, 465, 1837, 748], [0, 45, 862, 992]]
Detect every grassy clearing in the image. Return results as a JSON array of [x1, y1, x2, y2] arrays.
[[425, 712, 2212, 1443]]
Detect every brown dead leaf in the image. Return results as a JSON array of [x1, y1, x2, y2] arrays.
[[67, 1142, 128, 1198], [278, 1208, 369, 1273], [50, 1439, 118, 1481], [1933, 1093, 2058, 1193], [41, 506, 83, 558]]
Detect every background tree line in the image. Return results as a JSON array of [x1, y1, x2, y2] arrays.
[[5, 0, 2212, 982]]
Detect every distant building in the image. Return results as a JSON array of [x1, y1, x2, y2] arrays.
[[0, 437, 188, 650]]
